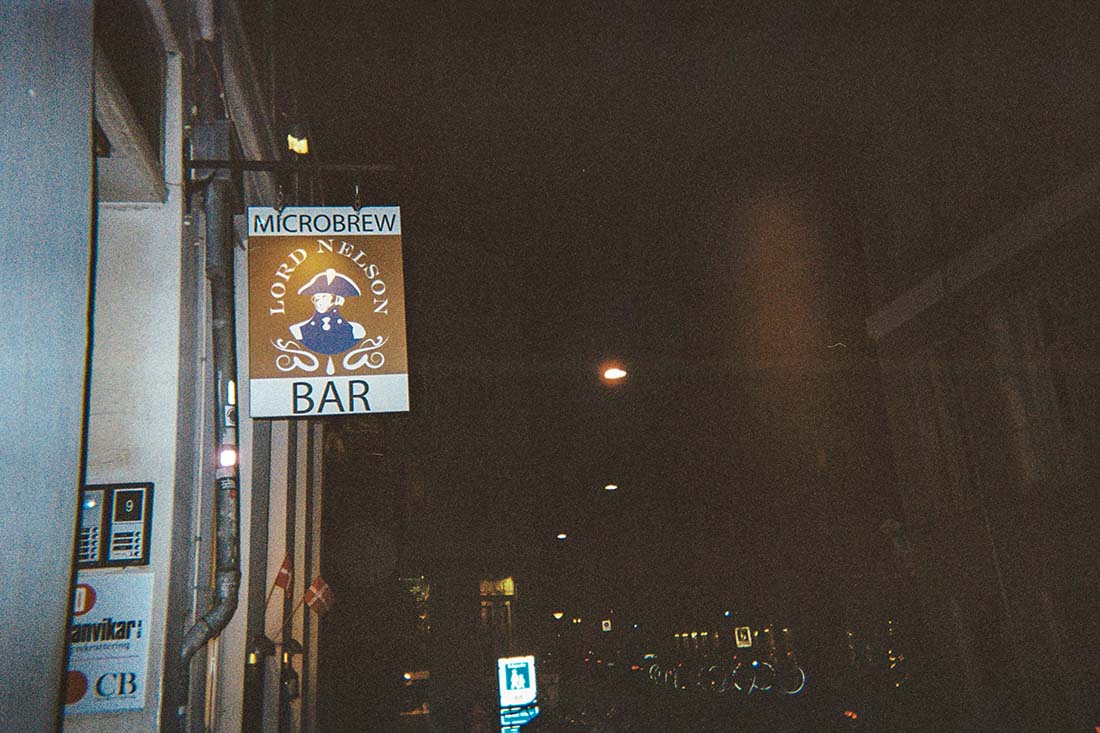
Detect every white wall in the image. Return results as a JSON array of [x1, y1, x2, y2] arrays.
[[0, 4, 94, 730], [65, 55, 186, 733], [66, 35, 322, 731]]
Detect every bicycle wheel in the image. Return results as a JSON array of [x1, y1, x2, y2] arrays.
[[775, 665, 806, 695], [729, 662, 756, 696]]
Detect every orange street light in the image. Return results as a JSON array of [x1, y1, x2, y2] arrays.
[[599, 360, 627, 384], [603, 366, 626, 380]]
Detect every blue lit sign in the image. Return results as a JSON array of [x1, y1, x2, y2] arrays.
[[497, 655, 537, 709], [500, 704, 539, 732]]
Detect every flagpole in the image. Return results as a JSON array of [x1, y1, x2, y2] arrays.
[[262, 580, 279, 617], [267, 595, 306, 639], [263, 556, 292, 618]]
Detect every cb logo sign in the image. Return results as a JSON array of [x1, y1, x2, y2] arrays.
[[95, 671, 139, 698]]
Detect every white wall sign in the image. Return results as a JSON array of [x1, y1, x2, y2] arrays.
[[497, 655, 537, 708], [64, 572, 154, 715]]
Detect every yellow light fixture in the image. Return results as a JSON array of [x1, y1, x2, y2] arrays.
[[552, 611, 564, 620], [287, 133, 309, 155]]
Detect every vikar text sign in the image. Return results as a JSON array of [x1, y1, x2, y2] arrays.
[[247, 206, 409, 417], [64, 572, 154, 715]]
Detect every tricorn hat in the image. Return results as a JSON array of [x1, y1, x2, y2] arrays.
[[297, 268, 361, 297]]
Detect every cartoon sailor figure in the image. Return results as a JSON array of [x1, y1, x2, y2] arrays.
[[290, 268, 366, 355]]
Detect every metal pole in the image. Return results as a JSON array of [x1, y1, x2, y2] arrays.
[[178, 169, 243, 728], [177, 28, 244, 728], [243, 634, 275, 733], [187, 159, 397, 174]]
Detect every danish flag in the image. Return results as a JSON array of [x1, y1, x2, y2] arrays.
[[304, 576, 335, 618], [274, 555, 292, 590]]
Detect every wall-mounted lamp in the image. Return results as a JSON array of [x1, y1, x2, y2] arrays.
[[286, 124, 309, 155]]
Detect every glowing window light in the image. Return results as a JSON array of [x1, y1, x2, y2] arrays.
[[287, 133, 309, 155]]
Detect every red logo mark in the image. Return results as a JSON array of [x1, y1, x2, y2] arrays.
[[64, 671, 88, 705], [73, 584, 96, 616]]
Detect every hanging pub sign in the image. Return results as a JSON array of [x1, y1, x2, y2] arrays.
[[247, 206, 409, 417]]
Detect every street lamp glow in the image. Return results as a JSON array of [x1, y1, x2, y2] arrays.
[[556, 532, 568, 540], [552, 611, 564, 620], [604, 483, 618, 491], [219, 447, 238, 467], [603, 367, 627, 380]]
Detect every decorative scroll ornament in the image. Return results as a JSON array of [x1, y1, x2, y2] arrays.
[[272, 339, 321, 373], [343, 336, 388, 370]]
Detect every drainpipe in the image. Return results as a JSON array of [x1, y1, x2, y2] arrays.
[[178, 171, 241, 728], [177, 17, 242, 726], [197, 0, 216, 42]]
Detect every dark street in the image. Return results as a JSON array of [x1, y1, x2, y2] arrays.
[[6, 1, 1100, 731]]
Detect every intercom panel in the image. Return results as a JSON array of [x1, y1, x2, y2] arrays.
[[78, 483, 153, 568]]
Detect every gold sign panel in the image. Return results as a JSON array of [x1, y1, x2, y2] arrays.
[[247, 206, 408, 417]]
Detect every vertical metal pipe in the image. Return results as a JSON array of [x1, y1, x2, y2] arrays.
[[196, 0, 217, 41], [301, 421, 315, 723], [242, 652, 264, 733], [178, 174, 241, 728], [242, 632, 274, 733], [279, 420, 299, 728]]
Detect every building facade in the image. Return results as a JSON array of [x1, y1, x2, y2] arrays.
[[858, 5, 1100, 727], [2, 2, 327, 731]]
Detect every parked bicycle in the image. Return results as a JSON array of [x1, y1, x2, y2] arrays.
[[646, 656, 806, 697]]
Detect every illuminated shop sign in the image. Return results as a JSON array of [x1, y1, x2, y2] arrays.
[[497, 655, 537, 709], [247, 207, 409, 417]]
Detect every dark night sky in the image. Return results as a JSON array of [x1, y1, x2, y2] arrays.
[[297, 2, 908, 622]]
